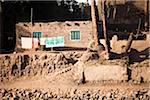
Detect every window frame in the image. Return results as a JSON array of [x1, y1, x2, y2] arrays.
[[69, 30, 80, 41], [32, 32, 42, 38]]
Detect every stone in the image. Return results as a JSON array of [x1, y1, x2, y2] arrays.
[[54, 54, 65, 64], [147, 90, 150, 96], [106, 92, 111, 98]]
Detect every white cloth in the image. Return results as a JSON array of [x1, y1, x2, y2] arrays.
[[40, 38, 46, 45], [21, 37, 32, 49]]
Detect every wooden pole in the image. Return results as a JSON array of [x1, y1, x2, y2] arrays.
[[113, 0, 116, 19], [101, 0, 110, 59], [31, 7, 34, 26], [91, 0, 99, 48], [125, 33, 133, 53]]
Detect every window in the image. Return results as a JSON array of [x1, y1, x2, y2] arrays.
[[70, 30, 80, 40], [32, 32, 42, 38]]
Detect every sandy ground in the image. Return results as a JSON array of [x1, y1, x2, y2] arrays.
[[0, 68, 149, 91]]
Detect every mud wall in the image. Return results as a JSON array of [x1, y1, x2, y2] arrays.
[[111, 39, 149, 54], [0, 52, 149, 83], [0, 52, 82, 82], [131, 60, 150, 83], [83, 65, 127, 82]]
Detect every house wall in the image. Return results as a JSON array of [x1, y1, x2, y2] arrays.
[[16, 21, 92, 48]]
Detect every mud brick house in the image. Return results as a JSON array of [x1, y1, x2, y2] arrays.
[[16, 21, 93, 49]]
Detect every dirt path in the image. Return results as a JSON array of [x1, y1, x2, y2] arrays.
[[0, 72, 149, 91]]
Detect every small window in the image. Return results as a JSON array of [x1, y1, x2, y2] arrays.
[[32, 32, 42, 38], [70, 30, 80, 40]]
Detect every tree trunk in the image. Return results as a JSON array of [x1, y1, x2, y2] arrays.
[[100, 0, 110, 59], [91, 0, 99, 48], [97, 0, 102, 21]]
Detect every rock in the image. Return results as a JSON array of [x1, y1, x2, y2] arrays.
[[9, 97, 14, 100], [35, 92, 41, 98], [13, 95, 20, 100], [79, 51, 99, 63], [102, 96, 107, 100], [54, 53, 65, 64], [133, 80, 138, 84], [137, 76, 144, 83], [139, 95, 143, 99], [72, 95, 81, 100], [1, 89, 7, 97], [106, 92, 111, 98], [147, 90, 150, 96]]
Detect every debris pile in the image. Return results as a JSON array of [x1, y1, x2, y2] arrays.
[[0, 52, 82, 82], [0, 88, 149, 100]]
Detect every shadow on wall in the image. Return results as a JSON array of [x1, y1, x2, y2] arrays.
[[110, 47, 149, 64], [128, 47, 150, 64], [15, 25, 31, 49], [44, 47, 87, 51]]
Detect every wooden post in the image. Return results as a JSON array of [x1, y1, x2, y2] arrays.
[[101, 0, 110, 59], [31, 7, 34, 26], [135, 18, 141, 39], [125, 33, 133, 53], [91, 0, 99, 48], [113, 0, 116, 19]]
